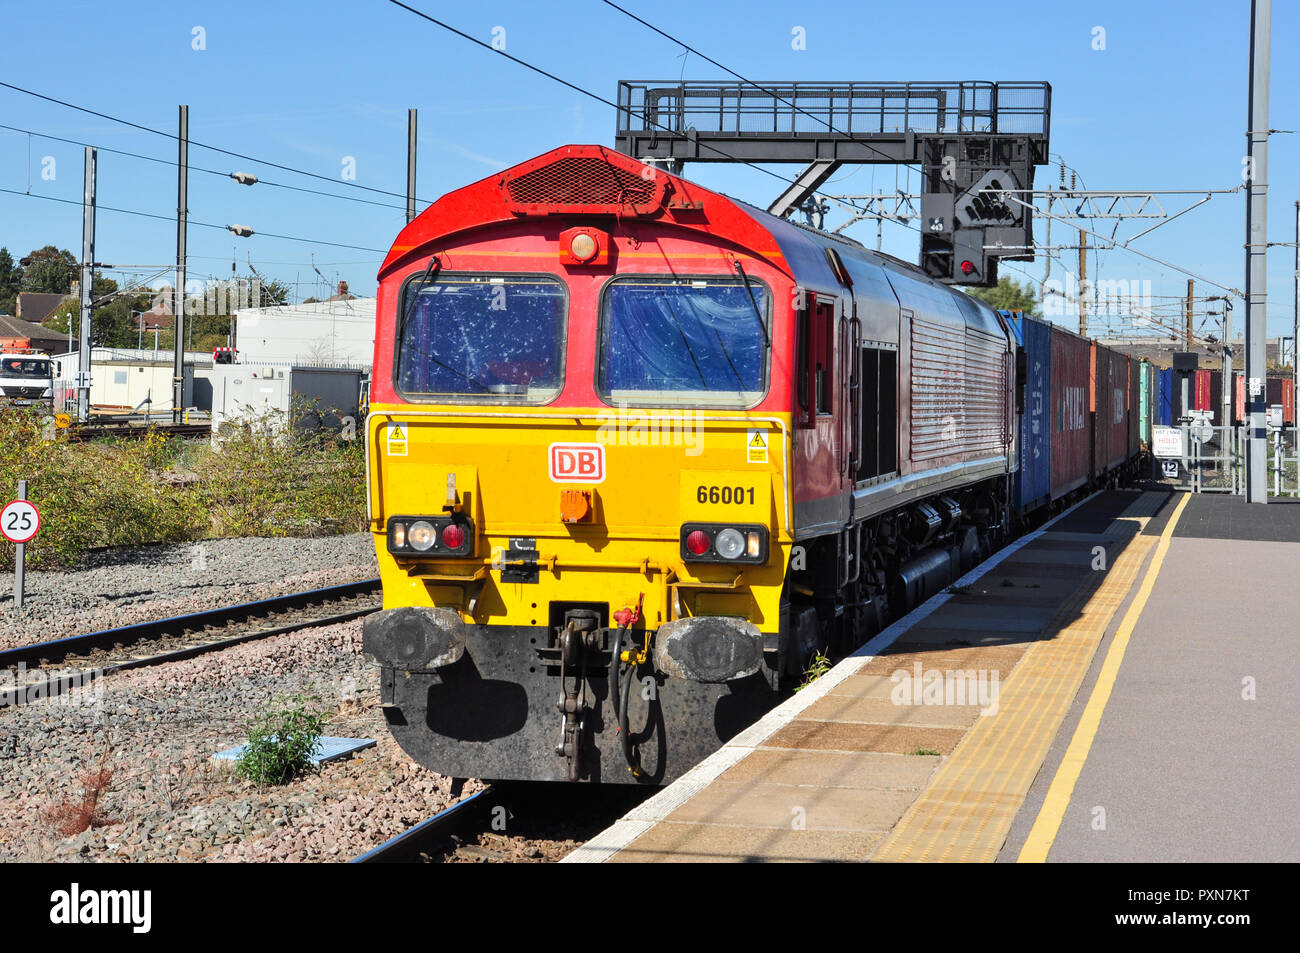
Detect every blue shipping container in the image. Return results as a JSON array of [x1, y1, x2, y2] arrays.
[[1157, 367, 1173, 426], [1013, 313, 1052, 512]]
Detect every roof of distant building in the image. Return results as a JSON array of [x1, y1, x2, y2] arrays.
[[0, 313, 69, 349], [16, 292, 66, 323]]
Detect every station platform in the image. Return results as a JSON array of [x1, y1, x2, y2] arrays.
[[565, 489, 1300, 863]]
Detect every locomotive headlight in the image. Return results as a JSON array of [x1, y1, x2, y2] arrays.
[[714, 528, 745, 560], [569, 233, 597, 261], [387, 515, 476, 557], [408, 520, 436, 551], [680, 523, 768, 564]]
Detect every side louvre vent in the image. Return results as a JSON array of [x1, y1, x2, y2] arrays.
[[501, 156, 668, 216]]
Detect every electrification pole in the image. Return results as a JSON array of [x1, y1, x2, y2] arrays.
[[1293, 200, 1298, 427], [1185, 280, 1195, 351], [406, 108, 418, 225], [77, 147, 96, 423], [173, 105, 188, 425], [1078, 231, 1088, 337], [1244, 0, 1271, 503]]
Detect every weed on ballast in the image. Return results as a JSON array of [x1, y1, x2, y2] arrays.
[[907, 747, 942, 757], [44, 749, 118, 837], [235, 696, 329, 787]]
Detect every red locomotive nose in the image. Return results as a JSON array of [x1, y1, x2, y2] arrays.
[[441, 524, 466, 549]]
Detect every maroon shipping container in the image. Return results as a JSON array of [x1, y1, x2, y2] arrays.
[[1050, 325, 1091, 498], [1092, 344, 1128, 474], [1109, 350, 1129, 469], [1128, 355, 1140, 458], [1208, 369, 1224, 424], [1194, 369, 1212, 411]]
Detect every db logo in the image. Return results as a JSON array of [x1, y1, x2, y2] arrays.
[[549, 442, 605, 483]]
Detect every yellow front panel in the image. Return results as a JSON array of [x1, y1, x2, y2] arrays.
[[367, 404, 792, 632]]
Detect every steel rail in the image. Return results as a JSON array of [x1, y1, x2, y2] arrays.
[[351, 788, 493, 863]]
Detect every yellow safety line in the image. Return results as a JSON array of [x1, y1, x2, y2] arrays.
[[871, 496, 1170, 862], [1017, 491, 1191, 862]]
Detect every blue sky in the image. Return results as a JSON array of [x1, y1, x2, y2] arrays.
[[1, 0, 1297, 335]]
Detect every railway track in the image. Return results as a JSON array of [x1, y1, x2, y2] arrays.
[[352, 789, 496, 863], [67, 421, 213, 442], [0, 578, 381, 707], [351, 782, 658, 863]]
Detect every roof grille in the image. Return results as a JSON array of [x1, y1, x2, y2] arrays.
[[502, 156, 668, 215]]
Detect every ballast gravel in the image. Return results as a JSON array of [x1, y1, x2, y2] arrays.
[[0, 535, 598, 863], [0, 534, 379, 648], [0, 618, 492, 863]]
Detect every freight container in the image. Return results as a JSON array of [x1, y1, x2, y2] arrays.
[[1158, 367, 1174, 426], [1137, 360, 1149, 445], [1128, 354, 1140, 458], [1091, 344, 1128, 475], [1050, 325, 1091, 498], [1194, 369, 1212, 412], [1012, 314, 1052, 512], [1107, 349, 1129, 470]]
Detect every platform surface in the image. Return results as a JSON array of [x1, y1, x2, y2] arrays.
[[1003, 493, 1300, 863], [565, 489, 1298, 863]]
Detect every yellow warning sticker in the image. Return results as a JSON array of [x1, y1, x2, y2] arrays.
[[746, 428, 768, 464], [386, 422, 409, 457]]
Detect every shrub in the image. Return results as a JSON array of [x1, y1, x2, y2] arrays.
[[0, 406, 365, 570], [235, 696, 329, 787]]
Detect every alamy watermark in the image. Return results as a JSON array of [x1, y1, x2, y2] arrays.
[[0, 663, 104, 711], [890, 661, 1000, 716], [1042, 274, 1152, 321], [596, 402, 704, 456]]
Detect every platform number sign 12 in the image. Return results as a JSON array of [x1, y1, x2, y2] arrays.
[[1, 499, 40, 544]]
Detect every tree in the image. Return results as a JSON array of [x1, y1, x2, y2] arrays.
[[20, 245, 77, 295], [0, 247, 21, 315], [964, 276, 1041, 318]]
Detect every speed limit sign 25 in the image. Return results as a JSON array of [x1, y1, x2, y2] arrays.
[[1, 499, 41, 544]]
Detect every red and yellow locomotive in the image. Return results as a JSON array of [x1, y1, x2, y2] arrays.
[[363, 144, 1029, 783]]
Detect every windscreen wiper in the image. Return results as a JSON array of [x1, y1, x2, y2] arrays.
[[732, 260, 770, 347], [396, 254, 442, 344]]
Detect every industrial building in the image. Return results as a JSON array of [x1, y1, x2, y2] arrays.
[[232, 294, 375, 369]]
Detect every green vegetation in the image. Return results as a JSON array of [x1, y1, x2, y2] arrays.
[[908, 747, 942, 757], [964, 276, 1041, 317], [794, 650, 833, 692], [236, 696, 329, 787], [0, 408, 365, 570]]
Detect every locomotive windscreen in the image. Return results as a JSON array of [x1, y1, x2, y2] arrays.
[[597, 276, 768, 407], [396, 274, 567, 401]]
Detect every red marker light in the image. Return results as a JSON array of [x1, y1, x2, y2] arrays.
[[685, 529, 711, 555], [441, 523, 466, 549], [960, 260, 976, 275]]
